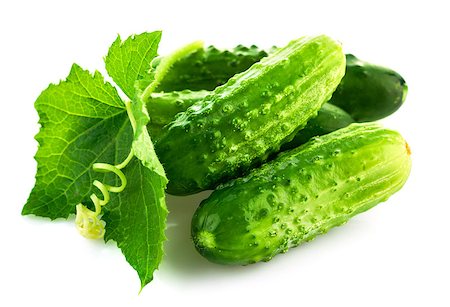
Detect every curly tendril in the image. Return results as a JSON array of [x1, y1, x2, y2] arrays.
[[75, 101, 136, 239], [75, 152, 133, 239]]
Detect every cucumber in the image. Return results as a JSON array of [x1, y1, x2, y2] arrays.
[[329, 54, 408, 121], [280, 103, 354, 150], [191, 123, 412, 265], [146, 90, 354, 148], [152, 45, 269, 92], [154, 47, 407, 122], [154, 35, 346, 195], [147, 90, 210, 139], [147, 90, 211, 126]]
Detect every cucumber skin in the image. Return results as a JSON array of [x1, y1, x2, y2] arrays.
[[147, 90, 354, 150], [147, 90, 211, 126], [191, 123, 412, 265], [155, 35, 346, 195], [280, 103, 354, 151], [153, 45, 269, 92], [329, 54, 408, 122], [147, 90, 211, 139]]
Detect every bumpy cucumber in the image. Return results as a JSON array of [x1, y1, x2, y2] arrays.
[[147, 90, 210, 126], [147, 90, 210, 139], [153, 45, 269, 92], [191, 123, 412, 265], [154, 35, 346, 195], [148, 90, 210, 125], [146, 90, 354, 148], [329, 54, 408, 121], [155, 47, 407, 122]]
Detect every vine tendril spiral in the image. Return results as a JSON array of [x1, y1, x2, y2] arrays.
[[75, 101, 136, 239]]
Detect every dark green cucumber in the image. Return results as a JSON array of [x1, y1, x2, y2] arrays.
[[154, 35, 346, 195], [191, 123, 412, 265], [328, 54, 408, 121], [280, 103, 354, 150], [154, 47, 407, 122], [146, 90, 354, 148], [152, 45, 269, 92]]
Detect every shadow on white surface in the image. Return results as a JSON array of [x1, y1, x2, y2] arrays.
[[159, 189, 382, 282], [160, 191, 266, 280], [162, 191, 220, 275]]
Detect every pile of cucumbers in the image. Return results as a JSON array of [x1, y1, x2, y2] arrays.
[[144, 35, 411, 265]]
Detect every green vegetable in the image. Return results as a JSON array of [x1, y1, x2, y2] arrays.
[[147, 89, 210, 139], [22, 29, 410, 289], [146, 90, 354, 148], [148, 90, 211, 126], [154, 35, 346, 195], [153, 45, 269, 91], [328, 54, 408, 121], [280, 103, 354, 150], [191, 123, 412, 265], [154, 47, 407, 122], [22, 31, 169, 290]]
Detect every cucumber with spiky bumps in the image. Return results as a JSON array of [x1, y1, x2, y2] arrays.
[[154, 35, 346, 195], [191, 123, 412, 265], [146, 90, 354, 148], [147, 90, 210, 139], [152, 45, 269, 92], [147, 90, 211, 126]]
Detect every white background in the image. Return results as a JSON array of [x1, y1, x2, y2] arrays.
[[1, 0, 449, 306]]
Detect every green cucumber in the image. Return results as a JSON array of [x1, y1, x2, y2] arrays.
[[146, 90, 354, 148], [152, 45, 269, 92], [147, 90, 211, 126], [191, 123, 412, 265], [280, 103, 354, 150], [154, 47, 407, 122], [154, 35, 346, 195], [147, 90, 210, 139], [329, 54, 408, 121]]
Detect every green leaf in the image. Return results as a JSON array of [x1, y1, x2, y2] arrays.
[[22, 64, 132, 219], [103, 158, 167, 289], [24, 42, 167, 289], [130, 92, 166, 178], [105, 31, 162, 99], [103, 94, 168, 290]]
